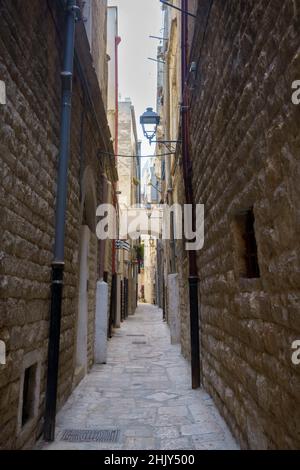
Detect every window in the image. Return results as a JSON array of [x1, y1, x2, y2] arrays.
[[234, 209, 260, 279], [21, 364, 37, 427]]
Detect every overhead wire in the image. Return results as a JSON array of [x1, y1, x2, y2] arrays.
[[98, 151, 176, 159]]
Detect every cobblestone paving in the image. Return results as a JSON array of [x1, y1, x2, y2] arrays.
[[39, 304, 239, 450]]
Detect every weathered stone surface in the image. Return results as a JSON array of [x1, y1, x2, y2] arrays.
[[167, 274, 181, 344], [38, 304, 238, 450], [186, 0, 300, 450], [0, 0, 114, 449]]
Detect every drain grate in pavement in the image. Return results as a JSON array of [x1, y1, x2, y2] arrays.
[[132, 341, 147, 344], [126, 334, 145, 337], [60, 429, 120, 443]]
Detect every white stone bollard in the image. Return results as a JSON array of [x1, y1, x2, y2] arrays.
[[0, 340, 6, 364], [167, 273, 181, 344], [0, 81, 6, 105], [94, 281, 109, 364]]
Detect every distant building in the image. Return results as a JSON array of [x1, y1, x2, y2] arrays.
[[107, 6, 121, 151], [140, 160, 161, 305], [117, 99, 141, 319]]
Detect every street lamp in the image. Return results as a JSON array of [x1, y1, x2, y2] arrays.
[[140, 107, 181, 149], [140, 107, 160, 144]]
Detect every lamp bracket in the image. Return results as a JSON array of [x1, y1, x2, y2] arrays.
[[159, 0, 197, 18]]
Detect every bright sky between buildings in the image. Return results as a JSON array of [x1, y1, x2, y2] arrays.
[[108, 0, 162, 167]]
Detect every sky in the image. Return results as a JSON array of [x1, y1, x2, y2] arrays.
[[108, 0, 163, 167]]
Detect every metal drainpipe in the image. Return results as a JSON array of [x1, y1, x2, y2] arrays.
[[44, 0, 79, 441], [181, 0, 200, 389]]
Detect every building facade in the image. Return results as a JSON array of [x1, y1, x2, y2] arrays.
[[116, 99, 141, 319], [107, 6, 120, 152], [0, 0, 117, 449], [140, 159, 161, 306], [159, 0, 300, 450]]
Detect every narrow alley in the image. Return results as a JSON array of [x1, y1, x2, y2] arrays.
[[1, 0, 300, 456], [39, 305, 237, 451]]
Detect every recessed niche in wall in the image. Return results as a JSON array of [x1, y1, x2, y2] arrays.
[[22, 363, 37, 427], [17, 351, 41, 435], [233, 208, 260, 279]]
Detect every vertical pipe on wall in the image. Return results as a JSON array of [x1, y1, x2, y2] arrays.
[[44, 0, 78, 441], [181, 0, 200, 389]]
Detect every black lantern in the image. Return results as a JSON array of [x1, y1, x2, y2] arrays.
[[140, 107, 160, 144]]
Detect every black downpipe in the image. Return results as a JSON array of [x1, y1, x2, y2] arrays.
[[163, 281, 166, 322], [109, 273, 117, 336], [120, 279, 124, 321], [44, 0, 78, 441], [181, 0, 200, 389], [124, 278, 128, 319]]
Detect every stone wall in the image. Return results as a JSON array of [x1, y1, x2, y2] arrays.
[[118, 100, 134, 206], [0, 0, 113, 449], [189, 0, 300, 449], [173, 164, 191, 360], [92, 0, 108, 111]]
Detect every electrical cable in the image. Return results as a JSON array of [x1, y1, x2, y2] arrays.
[[98, 151, 176, 158]]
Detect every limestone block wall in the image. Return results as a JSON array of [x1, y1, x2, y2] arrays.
[[173, 166, 191, 361], [0, 1, 112, 449], [91, 0, 108, 111], [189, 0, 300, 449], [118, 101, 134, 207]]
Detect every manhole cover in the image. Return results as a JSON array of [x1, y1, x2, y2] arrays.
[[60, 429, 120, 443]]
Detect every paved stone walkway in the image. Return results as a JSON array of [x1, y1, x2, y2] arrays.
[[39, 304, 238, 450]]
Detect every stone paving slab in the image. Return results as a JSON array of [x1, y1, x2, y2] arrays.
[[38, 304, 238, 450]]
